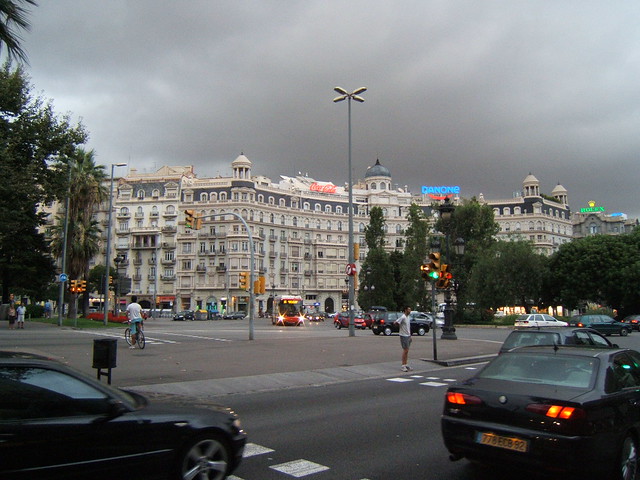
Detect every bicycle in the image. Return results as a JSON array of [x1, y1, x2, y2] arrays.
[[124, 320, 146, 349]]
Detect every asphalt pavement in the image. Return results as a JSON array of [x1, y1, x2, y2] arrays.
[[0, 319, 502, 399]]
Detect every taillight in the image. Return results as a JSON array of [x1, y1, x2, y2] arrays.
[[526, 404, 586, 420], [577, 322, 585, 327], [446, 392, 483, 405]]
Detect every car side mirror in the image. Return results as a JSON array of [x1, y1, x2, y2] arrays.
[[612, 343, 619, 348]]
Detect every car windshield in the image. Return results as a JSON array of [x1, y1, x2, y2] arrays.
[[503, 332, 561, 350], [478, 353, 598, 388]]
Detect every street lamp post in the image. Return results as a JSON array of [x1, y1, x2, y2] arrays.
[[333, 86, 366, 337], [103, 162, 127, 325]]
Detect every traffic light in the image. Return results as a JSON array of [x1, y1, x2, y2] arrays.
[[78, 280, 87, 293], [420, 264, 436, 281], [426, 252, 441, 280], [185, 209, 195, 229], [194, 215, 203, 230], [436, 264, 453, 289], [258, 276, 266, 294], [109, 276, 113, 285], [68, 279, 78, 293], [239, 271, 249, 290]]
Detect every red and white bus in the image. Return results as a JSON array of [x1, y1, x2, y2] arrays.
[[272, 295, 305, 326]]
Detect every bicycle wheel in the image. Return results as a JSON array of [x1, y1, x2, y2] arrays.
[[124, 327, 132, 346], [137, 330, 146, 349]]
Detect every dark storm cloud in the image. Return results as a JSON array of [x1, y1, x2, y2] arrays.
[[16, 0, 640, 217]]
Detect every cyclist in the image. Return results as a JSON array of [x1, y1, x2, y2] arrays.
[[126, 295, 144, 349]]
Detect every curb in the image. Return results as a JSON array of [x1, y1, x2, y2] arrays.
[[422, 354, 497, 367]]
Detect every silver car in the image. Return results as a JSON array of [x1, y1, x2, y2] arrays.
[[514, 313, 568, 328]]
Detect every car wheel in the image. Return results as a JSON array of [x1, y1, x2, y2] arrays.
[[373, 328, 380, 335], [383, 327, 393, 336], [417, 326, 427, 336], [618, 432, 638, 480], [621, 328, 630, 337], [178, 433, 230, 480]]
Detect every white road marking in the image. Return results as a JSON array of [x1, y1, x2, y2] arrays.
[[243, 443, 274, 457], [420, 381, 448, 387], [386, 377, 414, 382], [270, 459, 329, 477]]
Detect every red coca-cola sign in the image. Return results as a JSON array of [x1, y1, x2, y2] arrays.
[[310, 182, 337, 194]]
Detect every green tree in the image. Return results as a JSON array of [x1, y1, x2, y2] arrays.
[[358, 206, 394, 310], [0, 0, 36, 63], [548, 230, 640, 315], [398, 204, 430, 310], [468, 240, 548, 312], [50, 148, 106, 316], [0, 63, 87, 302]]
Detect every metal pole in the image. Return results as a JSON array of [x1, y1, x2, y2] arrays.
[[57, 162, 72, 326], [347, 97, 355, 337], [431, 280, 438, 361]]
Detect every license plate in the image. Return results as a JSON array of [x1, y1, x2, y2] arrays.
[[476, 432, 529, 453]]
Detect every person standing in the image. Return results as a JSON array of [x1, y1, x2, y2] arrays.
[[394, 306, 413, 372], [7, 294, 16, 329], [44, 300, 52, 318], [126, 295, 143, 349], [16, 303, 26, 329]]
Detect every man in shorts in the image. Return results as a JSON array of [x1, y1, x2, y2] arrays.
[[126, 295, 143, 349], [395, 305, 412, 372]]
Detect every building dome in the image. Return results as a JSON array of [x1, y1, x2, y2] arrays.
[[232, 152, 252, 180], [365, 159, 391, 178], [551, 183, 567, 195], [232, 153, 252, 168]]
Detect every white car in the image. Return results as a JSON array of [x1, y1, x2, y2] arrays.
[[514, 313, 568, 328]]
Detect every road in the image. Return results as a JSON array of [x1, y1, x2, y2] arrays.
[[4, 318, 640, 479]]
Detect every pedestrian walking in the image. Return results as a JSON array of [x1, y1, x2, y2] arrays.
[[16, 303, 26, 329], [394, 305, 413, 372], [44, 300, 52, 318]]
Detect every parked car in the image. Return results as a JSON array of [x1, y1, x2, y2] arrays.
[[569, 314, 632, 336], [334, 312, 366, 330], [442, 346, 640, 479], [513, 313, 568, 328], [622, 314, 640, 331], [305, 311, 326, 322], [0, 351, 246, 480], [172, 310, 194, 321], [362, 313, 374, 329], [499, 327, 616, 354], [371, 311, 430, 336], [223, 311, 246, 320], [409, 311, 438, 327]]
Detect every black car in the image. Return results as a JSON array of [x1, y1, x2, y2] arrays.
[[172, 310, 194, 321], [569, 314, 632, 336], [622, 314, 640, 331], [0, 351, 246, 480], [442, 346, 640, 479], [499, 327, 616, 354], [223, 311, 246, 320], [371, 311, 430, 336]]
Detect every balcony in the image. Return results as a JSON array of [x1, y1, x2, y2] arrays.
[[269, 251, 277, 258], [148, 258, 158, 265], [133, 258, 142, 265], [161, 258, 176, 265], [161, 275, 176, 281], [196, 265, 207, 272], [216, 266, 227, 272], [162, 226, 177, 233], [132, 274, 142, 281], [304, 270, 314, 276]]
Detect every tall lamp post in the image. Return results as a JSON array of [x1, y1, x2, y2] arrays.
[[333, 86, 366, 337], [103, 162, 127, 325], [438, 197, 457, 340]]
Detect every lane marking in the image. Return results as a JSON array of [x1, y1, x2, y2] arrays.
[[386, 377, 413, 383], [271, 459, 329, 477], [243, 443, 275, 458]]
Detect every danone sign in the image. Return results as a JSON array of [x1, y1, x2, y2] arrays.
[[421, 185, 460, 200], [580, 200, 605, 214]]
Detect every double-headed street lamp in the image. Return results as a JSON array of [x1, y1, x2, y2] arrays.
[[103, 162, 127, 325], [333, 86, 366, 337]]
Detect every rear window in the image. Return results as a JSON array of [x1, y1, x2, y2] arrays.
[[478, 353, 598, 389], [503, 332, 561, 350]]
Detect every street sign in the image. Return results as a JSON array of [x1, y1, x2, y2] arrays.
[[345, 263, 356, 276], [58, 273, 68, 282]]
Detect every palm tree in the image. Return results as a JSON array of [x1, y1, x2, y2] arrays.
[[50, 148, 108, 318], [0, 0, 37, 63]]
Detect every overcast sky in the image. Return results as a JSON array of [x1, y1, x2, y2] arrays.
[[12, 0, 640, 218]]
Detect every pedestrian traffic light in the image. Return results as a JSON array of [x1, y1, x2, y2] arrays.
[[184, 209, 195, 229], [239, 271, 249, 290], [436, 264, 453, 289]]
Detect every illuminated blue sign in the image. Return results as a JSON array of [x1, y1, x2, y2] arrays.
[[421, 185, 460, 200]]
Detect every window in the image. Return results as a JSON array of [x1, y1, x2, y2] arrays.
[[137, 190, 145, 199], [0, 366, 109, 419]]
